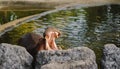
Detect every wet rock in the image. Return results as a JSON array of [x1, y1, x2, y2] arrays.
[[102, 44, 120, 69], [35, 47, 97, 69], [0, 43, 33, 69]]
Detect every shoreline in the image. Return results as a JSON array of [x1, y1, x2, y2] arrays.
[[0, 7, 68, 35]]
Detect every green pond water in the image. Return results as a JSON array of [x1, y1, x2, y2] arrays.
[[0, 4, 120, 68], [0, 9, 48, 24]]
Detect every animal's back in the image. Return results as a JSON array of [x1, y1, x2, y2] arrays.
[[18, 33, 43, 55]]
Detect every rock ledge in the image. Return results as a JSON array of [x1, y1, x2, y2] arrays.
[[36, 47, 97, 69]]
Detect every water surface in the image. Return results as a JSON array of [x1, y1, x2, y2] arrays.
[[0, 9, 49, 24]]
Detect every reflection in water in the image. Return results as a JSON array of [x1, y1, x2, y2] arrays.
[[0, 11, 18, 24], [0, 5, 120, 69], [10, 11, 17, 21]]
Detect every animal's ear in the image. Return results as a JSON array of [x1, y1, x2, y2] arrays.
[[58, 31, 61, 37], [54, 32, 61, 38]]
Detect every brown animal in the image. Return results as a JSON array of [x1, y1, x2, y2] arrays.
[[18, 27, 61, 57], [18, 27, 61, 68], [42, 27, 61, 50]]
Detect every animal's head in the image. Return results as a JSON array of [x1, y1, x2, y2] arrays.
[[43, 27, 61, 39]]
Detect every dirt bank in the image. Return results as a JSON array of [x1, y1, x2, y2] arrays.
[[0, 0, 120, 9]]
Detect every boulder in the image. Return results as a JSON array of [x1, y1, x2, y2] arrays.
[[0, 43, 33, 69], [102, 44, 120, 69], [35, 47, 97, 69]]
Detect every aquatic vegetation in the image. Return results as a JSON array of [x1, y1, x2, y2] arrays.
[[0, 22, 36, 44], [0, 10, 46, 24]]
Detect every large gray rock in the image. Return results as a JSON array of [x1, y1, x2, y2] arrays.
[[102, 44, 120, 69], [35, 47, 97, 69], [0, 43, 33, 69]]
